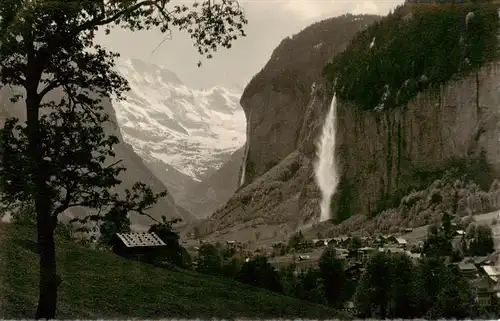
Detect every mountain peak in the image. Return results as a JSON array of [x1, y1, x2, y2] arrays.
[[111, 57, 247, 187], [117, 57, 185, 86]]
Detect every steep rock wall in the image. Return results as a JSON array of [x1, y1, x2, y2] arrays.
[[240, 14, 380, 184], [335, 63, 500, 219]]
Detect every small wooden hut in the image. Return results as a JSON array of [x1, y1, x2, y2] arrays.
[[112, 232, 167, 261]]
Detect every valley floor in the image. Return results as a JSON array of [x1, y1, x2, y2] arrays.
[[0, 223, 345, 319]]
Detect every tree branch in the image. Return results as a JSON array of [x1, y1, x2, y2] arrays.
[[76, 0, 157, 32]]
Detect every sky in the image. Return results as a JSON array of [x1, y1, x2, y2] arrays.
[[95, 0, 404, 89]]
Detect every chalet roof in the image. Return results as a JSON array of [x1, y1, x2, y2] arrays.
[[471, 277, 493, 292], [395, 237, 407, 245], [482, 265, 500, 277], [116, 232, 166, 248], [406, 252, 421, 259], [472, 256, 489, 265], [458, 262, 477, 271], [486, 250, 500, 263]]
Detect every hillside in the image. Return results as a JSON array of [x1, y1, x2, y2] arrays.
[[0, 85, 194, 228], [0, 223, 345, 319], [181, 147, 245, 218]]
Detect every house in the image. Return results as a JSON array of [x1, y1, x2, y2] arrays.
[[313, 239, 329, 247], [335, 248, 349, 259], [345, 262, 364, 280], [112, 232, 167, 261], [358, 247, 377, 261], [382, 235, 398, 246], [470, 277, 496, 309], [457, 261, 478, 278], [463, 256, 489, 267], [482, 265, 500, 282], [395, 237, 408, 248], [380, 247, 405, 253], [405, 251, 421, 261]]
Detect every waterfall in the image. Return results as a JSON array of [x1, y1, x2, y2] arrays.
[[314, 94, 339, 222], [239, 110, 252, 187]]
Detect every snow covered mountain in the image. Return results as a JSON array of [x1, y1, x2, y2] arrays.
[[110, 57, 246, 210]]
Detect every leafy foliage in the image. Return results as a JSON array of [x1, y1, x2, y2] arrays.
[[148, 216, 192, 269], [98, 207, 132, 248], [466, 223, 494, 256], [318, 246, 347, 307], [196, 243, 223, 275], [323, 3, 500, 111], [423, 224, 454, 258], [287, 231, 305, 251], [236, 255, 283, 293], [292, 268, 326, 304], [0, 104, 167, 229], [417, 258, 470, 318]]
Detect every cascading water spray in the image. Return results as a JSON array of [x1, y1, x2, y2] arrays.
[[314, 93, 339, 222]]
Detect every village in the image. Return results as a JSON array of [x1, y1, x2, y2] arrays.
[[175, 217, 500, 313]]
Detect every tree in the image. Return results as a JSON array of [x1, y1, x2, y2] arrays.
[[293, 268, 326, 304], [354, 252, 419, 318], [354, 252, 392, 318], [236, 255, 283, 293], [0, 1, 247, 318], [416, 257, 471, 318], [441, 212, 453, 238], [9, 199, 37, 227], [288, 231, 305, 251], [422, 224, 453, 258], [348, 235, 362, 258], [148, 216, 191, 269], [221, 255, 243, 278], [467, 224, 494, 256], [386, 254, 419, 318], [98, 207, 132, 248], [196, 243, 223, 275], [318, 246, 346, 307]]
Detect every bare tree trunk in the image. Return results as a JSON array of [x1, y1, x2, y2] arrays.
[[35, 214, 57, 319], [26, 94, 58, 319]]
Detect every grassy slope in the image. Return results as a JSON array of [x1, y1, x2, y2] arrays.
[[0, 223, 345, 319]]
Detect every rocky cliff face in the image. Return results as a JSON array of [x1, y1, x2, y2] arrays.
[[238, 14, 380, 185], [0, 86, 193, 229], [335, 63, 500, 219], [192, 14, 381, 239], [194, 13, 500, 241]]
